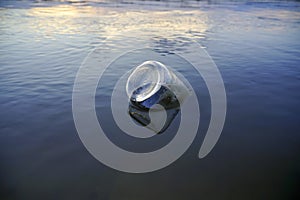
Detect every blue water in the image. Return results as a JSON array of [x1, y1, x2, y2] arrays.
[[1, 0, 300, 199]]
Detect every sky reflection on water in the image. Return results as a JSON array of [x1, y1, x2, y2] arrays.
[[0, 1, 300, 200]]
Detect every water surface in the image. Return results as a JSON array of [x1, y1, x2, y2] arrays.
[[1, 1, 300, 199]]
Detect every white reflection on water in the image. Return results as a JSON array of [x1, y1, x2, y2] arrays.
[[24, 5, 208, 40]]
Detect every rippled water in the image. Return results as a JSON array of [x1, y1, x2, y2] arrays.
[[1, 1, 300, 199]]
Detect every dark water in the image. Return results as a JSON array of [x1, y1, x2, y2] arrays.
[[1, 0, 300, 199]]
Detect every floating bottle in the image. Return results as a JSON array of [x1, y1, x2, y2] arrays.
[[126, 60, 191, 133]]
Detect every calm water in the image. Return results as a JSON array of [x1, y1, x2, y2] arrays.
[[1, 0, 300, 199]]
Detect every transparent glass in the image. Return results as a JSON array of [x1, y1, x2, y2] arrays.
[[126, 60, 191, 109]]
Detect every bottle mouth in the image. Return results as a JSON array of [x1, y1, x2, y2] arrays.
[[130, 82, 161, 102], [126, 61, 167, 102]]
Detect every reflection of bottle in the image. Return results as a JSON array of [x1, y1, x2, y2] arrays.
[[128, 101, 179, 134], [126, 61, 191, 133]]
